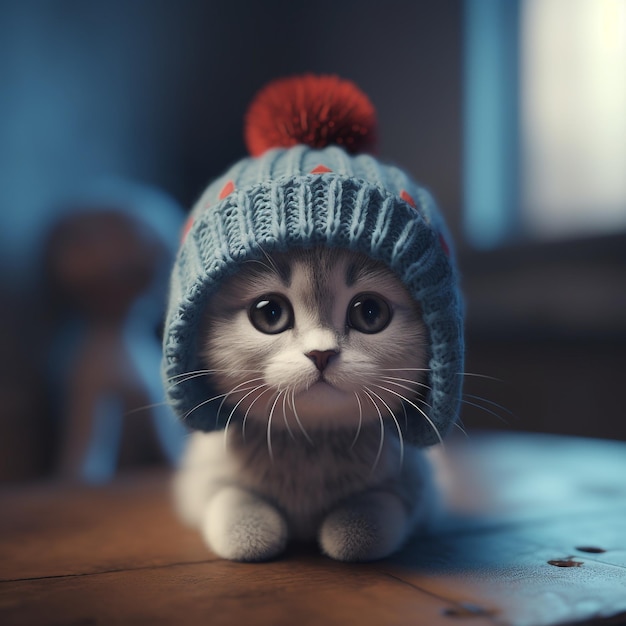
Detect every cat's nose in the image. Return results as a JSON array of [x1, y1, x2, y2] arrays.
[[306, 349, 339, 372]]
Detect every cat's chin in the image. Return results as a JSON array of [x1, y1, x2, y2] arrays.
[[289, 381, 363, 426]]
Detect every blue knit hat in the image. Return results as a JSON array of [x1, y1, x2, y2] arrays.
[[162, 75, 463, 447]]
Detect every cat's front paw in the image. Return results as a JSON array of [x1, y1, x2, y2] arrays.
[[319, 492, 409, 562], [202, 487, 288, 562]]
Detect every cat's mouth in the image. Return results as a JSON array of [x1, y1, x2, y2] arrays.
[[309, 379, 334, 390], [309, 371, 345, 391], [293, 379, 356, 421]]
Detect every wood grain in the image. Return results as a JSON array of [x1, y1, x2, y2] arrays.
[[1, 433, 625, 626]]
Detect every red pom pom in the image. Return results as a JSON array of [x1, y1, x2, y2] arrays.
[[245, 74, 377, 157]]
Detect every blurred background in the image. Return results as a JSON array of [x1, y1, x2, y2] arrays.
[[1, 0, 624, 483]]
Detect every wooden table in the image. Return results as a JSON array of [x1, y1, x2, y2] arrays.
[[1, 432, 625, 626]]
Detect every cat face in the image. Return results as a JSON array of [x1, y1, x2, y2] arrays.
[[201, 247, 429, 433]]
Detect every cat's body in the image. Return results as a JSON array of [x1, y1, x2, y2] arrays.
[[173, 247, 439, 562]]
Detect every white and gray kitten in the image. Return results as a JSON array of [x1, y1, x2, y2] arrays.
[[173, 247, 438, 562]]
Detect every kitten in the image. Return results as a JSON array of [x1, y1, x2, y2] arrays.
[[172, 247, 438, 562]]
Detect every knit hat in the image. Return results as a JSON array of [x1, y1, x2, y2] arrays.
[[162, 75, 464, 447]]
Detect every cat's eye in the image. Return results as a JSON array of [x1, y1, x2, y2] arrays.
[[249, 293, 294, 334], [347, 293, 392, 334]]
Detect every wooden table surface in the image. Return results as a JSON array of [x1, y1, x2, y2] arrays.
[[1, 432, 626, 626]]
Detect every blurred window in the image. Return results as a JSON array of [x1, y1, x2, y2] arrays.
[[464, 0, 626, 248]]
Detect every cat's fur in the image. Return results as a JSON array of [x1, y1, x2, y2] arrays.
[[173, 247, 438, 562]]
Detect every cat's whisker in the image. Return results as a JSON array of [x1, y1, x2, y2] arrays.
[[128, 378, 263, 424], [258, 245, 282, 275], [223, 383, 269, 450], [223, 416, 232, 452], [379, 378, 434, 418], [241, 246, 283, 276], [215, 377, 266, 428], [124, 400, 174, 417], [456, 371, 503, 382], [182, 390, 236, 422], [365, 386, 404, 468], [461, 398, 510, 425], [464, 393, 513, 416], [167, 372, 215, 389], [165, 369, 213, 383], [379, 368, 432, 373], [380, 375, 432, 393], [166, 369, 262, 386], [282, 391, 295, 440], [241, 386, 274, 443], [361, 388, 385, 475], [266, 390, 284, 463], [231, 384, 270, 420], [380, 377, 485, 435], [242, 258, 274, 272], [350, 392, 364, 449], [377, 385, 444, 448], [290, 389, 314, 446], [400, 395, 408, 430], [452, 420, 470, 439], [380, 377, 432, 399]]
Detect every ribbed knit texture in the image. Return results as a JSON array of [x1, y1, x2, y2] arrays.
[[162, 146, 463, 446]]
